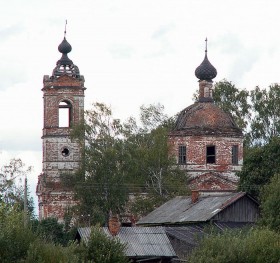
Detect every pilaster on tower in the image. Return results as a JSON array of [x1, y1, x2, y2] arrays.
[[37, 34, 85, 222]]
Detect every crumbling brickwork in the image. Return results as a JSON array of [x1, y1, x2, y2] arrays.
[[169, 135, 243, 181], [37, 74, 85, 222], [169, 79, 244, 191]]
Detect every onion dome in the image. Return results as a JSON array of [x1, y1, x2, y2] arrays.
[[52, 37, 80, 78], [58, 37, 72, 54], [171, 103, 242, 137], [170, 39, 242, 137], [195, 39, 217, 81]]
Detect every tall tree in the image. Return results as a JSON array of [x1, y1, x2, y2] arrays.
[[69, 102, 130, 225], [67, 102, 188, 224], [213, 79, 250, 132], [124, 105, 188, 216], [0, 158, 34, 215], [238, 137, 280, 199], [0, 203, 36, 262], [250, 84, 280, 145]]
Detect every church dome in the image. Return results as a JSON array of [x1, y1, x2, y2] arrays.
[[195, 53, 217, 81], [171, 102, 243, 137], [58, 37, 72, 54], [170, 40, 242, 137]]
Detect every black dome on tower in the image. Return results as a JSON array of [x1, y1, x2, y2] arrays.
[[58, 37, 72, 54], [195, 39, 217, 82], [52, 36, 80, 78]]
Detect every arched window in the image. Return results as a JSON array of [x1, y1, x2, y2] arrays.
[[59, 101, 72, 127]]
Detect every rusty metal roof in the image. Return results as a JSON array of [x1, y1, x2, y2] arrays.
[[77, 226, 177, 258], [170, 102, 243, 137], [137, 192, 247, 225]]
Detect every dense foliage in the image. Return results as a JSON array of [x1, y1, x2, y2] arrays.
[[194, 80, 280, 146], [188, 228, 280, 263], [85, 226, 130, 263], [238, 137, 280, 199], [0, 158, 34, 214], [260, 173, 280, 232], [66, 102, 188, 225], [0, 204, 35, 262], [213, 79, 250, 131]]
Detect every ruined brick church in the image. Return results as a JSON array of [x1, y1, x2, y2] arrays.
[[37, 37, 243, 221]]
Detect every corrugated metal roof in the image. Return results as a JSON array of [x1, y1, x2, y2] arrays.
[[77, 227, 91, 244], [77, 226, 177, 258], [165, 223, 255, 245], [137, 192, 247, 225], [165, 225, 205, 245]]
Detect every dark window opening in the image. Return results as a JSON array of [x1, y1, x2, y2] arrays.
[[232, 145, 238, 165], [206, 145, 215, 164], [59, 101, 72, 127], [178, 145, 187, 164], [62, 147, 70, 157]]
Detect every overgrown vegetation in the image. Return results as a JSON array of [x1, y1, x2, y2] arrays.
[[188, 228, 280, 263], [85, 226, 130, 263], [65, 102, 188, 225]]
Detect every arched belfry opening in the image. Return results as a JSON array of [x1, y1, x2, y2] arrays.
[[59, 100, 72, 127]]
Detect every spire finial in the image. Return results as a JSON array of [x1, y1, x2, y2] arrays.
[[64, 20, 67, 38], [205, 37, 208, 53]]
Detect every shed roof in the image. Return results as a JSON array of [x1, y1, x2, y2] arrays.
[[77, 226, 177, 258], [137, 192, 254, 225]]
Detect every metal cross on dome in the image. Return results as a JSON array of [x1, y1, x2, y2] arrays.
[[64, 20, 67, 38]]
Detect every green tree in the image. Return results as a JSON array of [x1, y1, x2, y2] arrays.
[[124, 112, 188, 216], [86, 226, 129, 263], [213, 79, 250, 131], [0, 203, 36, 262], [250, 84, 280, 145], [0, 158, 33, 207], [125, 104, 187, 197], [32, 217, 76, 246], [67, 102, 188, 224], [68, 102, 131, 225], [238, 137, 280, 199], [260, 174, 280, 232]]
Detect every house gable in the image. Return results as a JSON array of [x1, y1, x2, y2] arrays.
[[213, 194, 259, 222]]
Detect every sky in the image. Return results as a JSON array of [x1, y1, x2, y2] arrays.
[[0, 0, 280, 215]]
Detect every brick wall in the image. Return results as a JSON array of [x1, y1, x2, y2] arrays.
[[37, 74, 85, 221], [168, 134, 243, 189]]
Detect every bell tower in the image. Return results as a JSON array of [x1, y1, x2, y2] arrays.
[[37, 32, 85, 221]]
